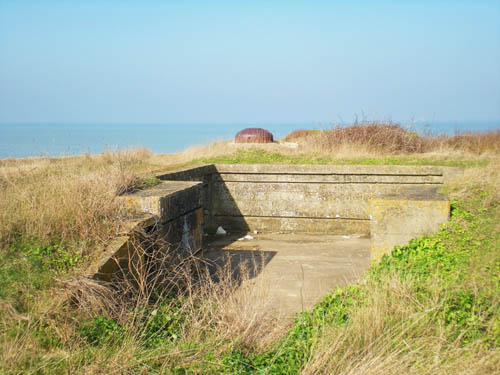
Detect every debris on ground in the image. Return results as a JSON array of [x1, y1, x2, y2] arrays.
[[216, 226, 227, 235], [238, 234, 254, 241]]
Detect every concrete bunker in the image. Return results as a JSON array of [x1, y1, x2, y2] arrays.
[[91, 164, 450, 315]]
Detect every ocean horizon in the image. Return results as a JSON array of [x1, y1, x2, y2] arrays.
[[1, 121, 499, 159]]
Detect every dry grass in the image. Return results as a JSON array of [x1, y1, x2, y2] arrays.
[[302, 275, 500, 375], [1, 125, 499, 374], [283, 123, 500, 157], [444, 156, 500, 206], [0, 149, 156, 250], [0, 226, 282, 374]]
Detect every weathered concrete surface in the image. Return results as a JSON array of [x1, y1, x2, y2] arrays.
[[120, 181, 203, 223], [157, 165, 217, 229], [88, 214, 155, 282], [209, 164, 445, 233], [157, 207, 203, 254], [216, 216, 370, 235], [370, 186, 450, 263], [214, 164, 445, 175], [213, 181, 426, 219], [156, 164, 216, 182], [204, 233, 370, 317], [93, 181, 205, 281]]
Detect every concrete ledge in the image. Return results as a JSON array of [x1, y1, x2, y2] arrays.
[[156, 164, 452, 236], [370, 186, 450, 263], [87, 214, 155, 282], [156, 164, 216, 182], [216, 216, 370, 235], [91, 180, 204, 281], [214, 173, 443, 184], [214, 164, 445, 175], [120, 181, 202, 223]]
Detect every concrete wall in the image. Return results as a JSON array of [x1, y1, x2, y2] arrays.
[[121, 180, 204, 252], [159, 164, 446, 235], [157, 165, 216, 230], [91, 181, 204, 281], [370, 186, 450, 263], [91, 163, 451, 279]]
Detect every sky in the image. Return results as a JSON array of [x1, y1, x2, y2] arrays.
[[0, 0, 499, 125]]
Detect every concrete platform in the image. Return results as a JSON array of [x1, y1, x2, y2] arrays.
[[203, 232, 370, 318]]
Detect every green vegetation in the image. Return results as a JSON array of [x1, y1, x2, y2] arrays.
[[197, 148, 486, 167], [1, 125, 499, 374], [0, 241, 85, 312], [14, 188, 493, 375], [158, 193, 499, 374], [123, 175, 162, 194], [2, 162, 498, 374]]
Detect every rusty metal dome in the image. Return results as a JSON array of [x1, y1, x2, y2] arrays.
[[235, 128, 274, 143]]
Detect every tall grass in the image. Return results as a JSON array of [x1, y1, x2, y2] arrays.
[[1, 126, 499, 374], [0, 225, 283, 374], [0, 149, 154, 249], [283, 123, 500, 156]]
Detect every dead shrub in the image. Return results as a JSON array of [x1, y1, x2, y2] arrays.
[[292, 123, 426, 154], [282, 123, 500, 157]]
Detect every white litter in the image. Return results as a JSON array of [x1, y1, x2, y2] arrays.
[[335, 214, 340, 218], [238, 234, 254, 241], [216, 226, 227, 235], [253, 230, 258, 234], [342, 235, 351, 239]]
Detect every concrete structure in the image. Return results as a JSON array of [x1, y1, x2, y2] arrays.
[[91, 164, 451, 315], [370, 186, 450, 263], [204, 233, 370, 317], [158, 164, 447, 234], [90, 181, 203, 282], [235, 128, 274, 143], [120, 181, 204, 253]]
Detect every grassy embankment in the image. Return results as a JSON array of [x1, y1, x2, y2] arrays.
[[0, 124, 499, 374]]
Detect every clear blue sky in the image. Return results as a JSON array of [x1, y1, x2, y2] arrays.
[[1, 0, 499, 124]]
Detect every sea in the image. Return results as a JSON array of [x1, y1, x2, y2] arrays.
[[0, 121, 498, 159]]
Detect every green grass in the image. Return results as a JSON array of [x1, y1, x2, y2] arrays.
[[1, 153, 498, 374], [0, 240, 85, 313], [164, 193, 499, 374], [196, 148, 486, 167]]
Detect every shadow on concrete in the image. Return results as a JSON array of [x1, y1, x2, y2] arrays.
[[204, 248, 277, 285], [202, 233, 276, 285], [157, 164, 251, 234], [158, 165, 271, 286]]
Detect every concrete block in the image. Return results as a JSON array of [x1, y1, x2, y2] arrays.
[[370, 186, 450, 263], [158, 207, 203, 255], [157, 164, 452, 236], [120, 181, 203, 223]]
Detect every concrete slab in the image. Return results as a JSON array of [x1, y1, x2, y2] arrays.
[[203, 233, 370, 318]]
